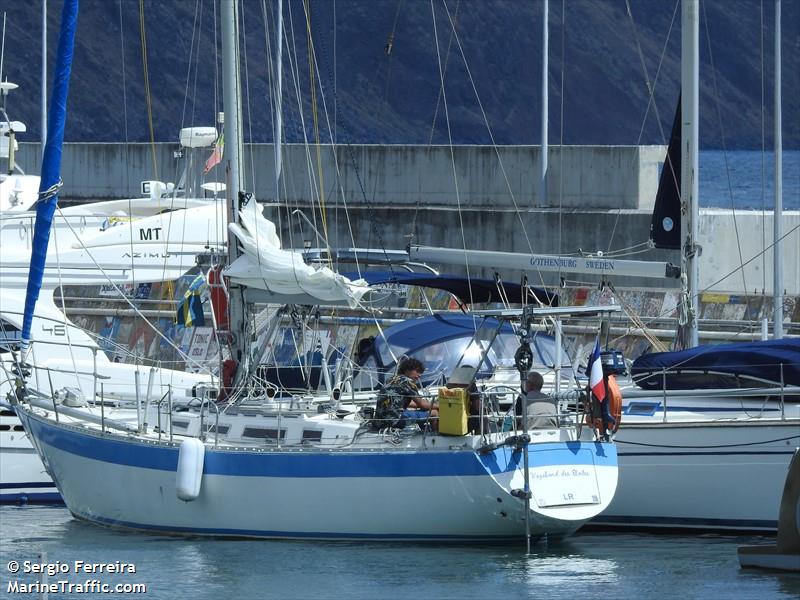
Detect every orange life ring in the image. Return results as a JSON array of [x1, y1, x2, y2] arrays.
[[606, 375, 623, 432], [582, 376, 623, 433]]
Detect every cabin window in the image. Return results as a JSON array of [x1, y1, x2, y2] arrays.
[[0, 410, 15, 417], [0, 424, 10, 431], [13, 425, 23, 431], [207, 424, 230, 435], [302, 430, 322, 442], [242, 427, 285, 440], [0, 319, 22, 353], [625, 402, 660, 416], [172, 420, 189, 430]]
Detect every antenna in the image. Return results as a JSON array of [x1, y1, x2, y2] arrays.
[[0, 12, 7, 87]]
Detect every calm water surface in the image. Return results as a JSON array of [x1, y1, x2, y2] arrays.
[[1, 506, 798, 599], [700, 150, 799, 209]]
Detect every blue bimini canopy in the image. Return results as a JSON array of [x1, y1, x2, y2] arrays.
[[343, 271, 558, 306], [351, 313, 567, 390], [631, 338, 800, 390]]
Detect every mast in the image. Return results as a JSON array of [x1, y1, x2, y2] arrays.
[[680, 0, 700, 348], [773, 0, 783, 338], [539, 0, 548, 207], [274, 0, 283, 202], [221, 0, 247, 363], [20, 0, 78, 351], [42, 0, 47, 148]]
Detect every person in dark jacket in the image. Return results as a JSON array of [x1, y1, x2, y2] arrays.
[[375, 358, 438, 429]]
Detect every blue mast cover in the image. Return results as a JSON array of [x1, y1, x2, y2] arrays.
[[21, 0, 79, 346]]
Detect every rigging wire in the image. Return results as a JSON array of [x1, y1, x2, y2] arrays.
[[137, 0, 158, 181], [379, 0, 406, 128], [609, 0, 679, 252], [701, 0, 749, 296], [557, 0, 565, 283], [429, 0, 474, 308], [241, 0, 259, 195], [283, 0, 327, 295], [606, 283, 669, 352], [607, 222, 800, 349], [411, 0, 461, 245], [302, 9, 399, 278], [303, 0, 330, 246], [438, 0, 551, 299], [759, 0, 767, 292], [179, 0, 201, 137]]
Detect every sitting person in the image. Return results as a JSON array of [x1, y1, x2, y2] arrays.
[[374, 358, 438, 429], [515, 371, 557, 429]]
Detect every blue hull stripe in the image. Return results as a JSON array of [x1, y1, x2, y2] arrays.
[[650, 406, 787, 413], [0, 492, 62, 504], [590, 514, 777, 530], [0, 482, 57, 489], [26, 410, 615, 478], [76, 510, 524, 541], [619, 450, 796, 457]]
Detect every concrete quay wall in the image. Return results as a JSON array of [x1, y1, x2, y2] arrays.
[[13, 142, 798, 295], [17, 142, 664, 209]]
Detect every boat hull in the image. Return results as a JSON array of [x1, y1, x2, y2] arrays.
[[0, 446, 60, 503], [595, 420, 799, 531], [20, 408, 617, 541]]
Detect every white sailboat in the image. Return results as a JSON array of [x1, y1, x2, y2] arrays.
[[12, 0, 618, 543]]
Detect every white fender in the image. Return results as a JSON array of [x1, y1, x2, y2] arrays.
[[176, 438, 205, 501]]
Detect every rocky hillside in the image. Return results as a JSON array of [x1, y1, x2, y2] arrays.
[[2, 0, 798, 148]]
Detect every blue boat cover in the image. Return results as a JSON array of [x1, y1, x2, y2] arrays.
[[342, 271, 558, 306], [631, 339, 800, 389]]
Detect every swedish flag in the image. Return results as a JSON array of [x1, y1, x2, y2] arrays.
[[176, 274, 206, 327]]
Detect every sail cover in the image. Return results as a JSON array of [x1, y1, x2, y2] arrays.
[[631, 338, 800, 389], [21, 0, 79, 347], [342, 271, 558, 306], [650, 96, 682, 250], [225, 204, 370, 306]]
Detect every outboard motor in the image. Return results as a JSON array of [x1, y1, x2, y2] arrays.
[[600, 350, 627, 376]]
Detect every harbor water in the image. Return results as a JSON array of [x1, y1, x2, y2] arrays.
[[1, 506, 798, 599], [700, 150, 799, 210]]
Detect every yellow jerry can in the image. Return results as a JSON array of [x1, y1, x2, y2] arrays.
[[438, 387, 468, 436]]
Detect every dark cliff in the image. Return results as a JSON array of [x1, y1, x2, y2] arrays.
[[2, 0, 798, 148]]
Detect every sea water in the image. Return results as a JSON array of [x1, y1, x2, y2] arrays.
[[1, 506, 798, 600], [700, 150, 799, 210]]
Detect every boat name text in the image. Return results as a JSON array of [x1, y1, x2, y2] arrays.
[[531, 468, 591, 480], [139, 227, 162, 241], [528, 257, 616, 271]]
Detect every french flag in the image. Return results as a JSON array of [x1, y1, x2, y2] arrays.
[[588, 338, 606, 402]]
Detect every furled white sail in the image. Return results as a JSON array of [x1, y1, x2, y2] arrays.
[[225, 203, 370, 306]]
